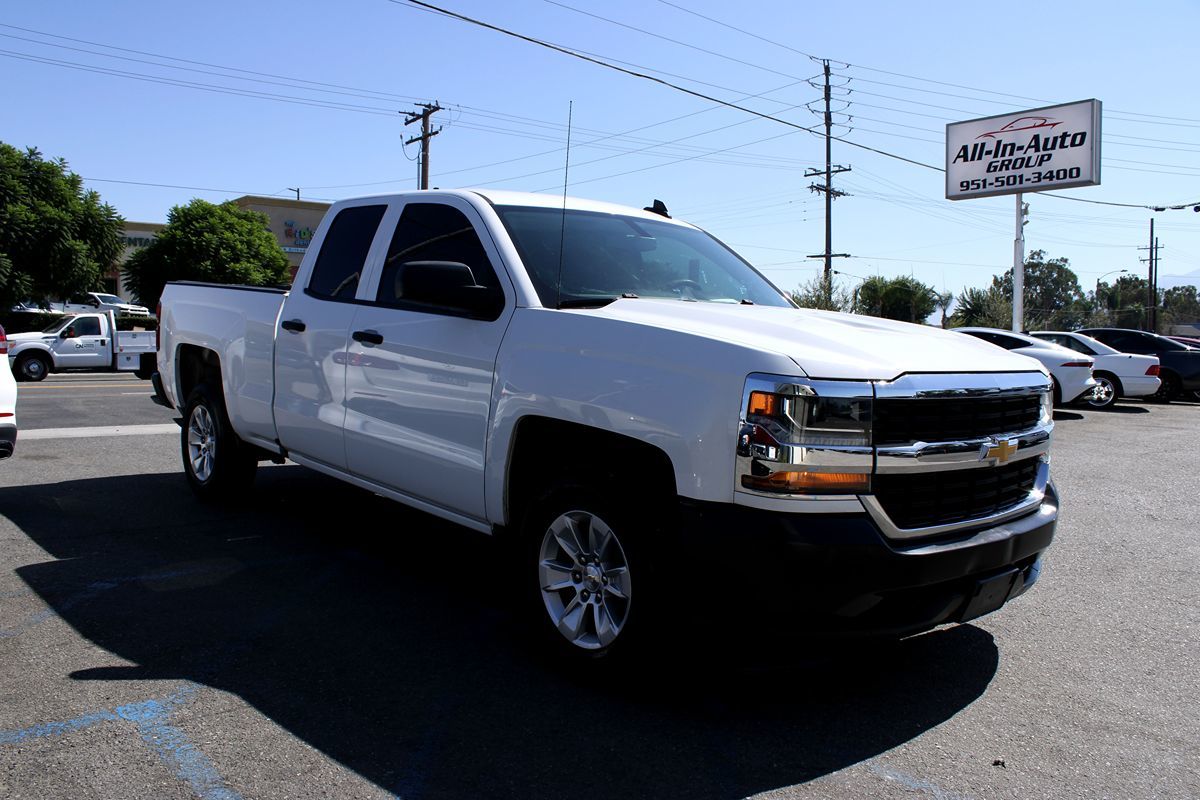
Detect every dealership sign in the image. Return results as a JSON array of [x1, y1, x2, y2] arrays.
[[946, 99, 1101, 200]]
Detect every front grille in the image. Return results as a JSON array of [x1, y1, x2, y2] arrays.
[[873, 394, 1042, 446], [872, 459, 1039, 530]]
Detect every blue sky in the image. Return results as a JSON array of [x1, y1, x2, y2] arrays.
[[3, 0, 1198, 301]]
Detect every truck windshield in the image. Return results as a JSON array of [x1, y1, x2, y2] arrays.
[[41, 318, 69, 334], [493, 205, 793, 309]]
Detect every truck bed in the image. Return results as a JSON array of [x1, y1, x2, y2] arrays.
[[158, 282, 289, 448]]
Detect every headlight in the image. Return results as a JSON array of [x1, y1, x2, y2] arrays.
[[1039, 386, 1053, 425], [737, 376, 873, 495]]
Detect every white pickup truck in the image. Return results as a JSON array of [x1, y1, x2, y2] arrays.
[[7, 310, 157, 382], [156, 190, 1058, 658]]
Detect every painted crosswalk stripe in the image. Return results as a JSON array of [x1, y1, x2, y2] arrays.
[[20, 424, 178, 440]]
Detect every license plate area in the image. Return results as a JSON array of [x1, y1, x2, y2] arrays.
[[959, 568, 1020, 623]]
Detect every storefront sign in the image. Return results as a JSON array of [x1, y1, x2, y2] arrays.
[[946, 99, 1101, 200]]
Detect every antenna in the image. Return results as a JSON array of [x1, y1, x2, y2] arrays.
[[555, 100, 573, 309]]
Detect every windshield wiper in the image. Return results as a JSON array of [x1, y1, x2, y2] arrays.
[[557, 293, 638, 309], [558, 297, 619, 309]]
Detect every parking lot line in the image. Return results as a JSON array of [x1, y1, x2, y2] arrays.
[[20, 424, 178, 440]]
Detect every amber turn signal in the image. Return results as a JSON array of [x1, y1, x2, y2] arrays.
[[748, 391, 779, 416], [741, 471, 869, 494]]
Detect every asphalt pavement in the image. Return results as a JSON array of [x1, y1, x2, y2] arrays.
[[0, 376, 1196, 799]]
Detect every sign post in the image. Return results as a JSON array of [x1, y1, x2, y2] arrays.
[[946, 99, 1101, 331]]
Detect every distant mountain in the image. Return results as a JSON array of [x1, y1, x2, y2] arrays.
[[1158, 270, 1200, 290]]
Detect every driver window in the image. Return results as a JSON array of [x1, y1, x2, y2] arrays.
[[70, 317, 102, 337], [377, 203, 502, 309]]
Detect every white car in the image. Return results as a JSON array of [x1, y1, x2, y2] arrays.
[[58, 292, 151, 316], [954, 328, 1098, 405], [0, 325, 16, 459], [1027, 331, 1160, 409]]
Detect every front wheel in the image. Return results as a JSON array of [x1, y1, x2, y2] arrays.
[[524, 488, 648, 659], [1151, 372, 1179, 403], [182, 384, 257, 500], [14, 353, 50, 382], [1086, 374, 1119, 410]]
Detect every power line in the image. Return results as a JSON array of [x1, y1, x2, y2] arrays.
[[540, 0, 812, 82], [81, 177, 336, 201], [392, 0, 821, 137], [651, 0, 822, 61], [0, 49, 400, 117]]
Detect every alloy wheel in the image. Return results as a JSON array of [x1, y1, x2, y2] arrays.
[[538, 510, 631, 650]]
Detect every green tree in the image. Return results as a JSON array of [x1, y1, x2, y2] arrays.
[[992, 250, 1083, 330], [1104, 274, 1149, 330], [0, 143, 124, 308], [950, 285, 1011, 329], [1161, 285, 1200, 329], [933, 289, 954, 328], [855, 275, 937, 323], [790, 273, 852, 312], [123, 199, 291, 308]]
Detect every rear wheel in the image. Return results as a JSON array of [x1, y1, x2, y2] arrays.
[[182, 383, 257, 500], [134, 353, 156, 380], [14, 352, 50, 382]]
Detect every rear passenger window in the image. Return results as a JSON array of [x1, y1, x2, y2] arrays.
[[306, 205, 386, 301], [376, 203, 503, 313]]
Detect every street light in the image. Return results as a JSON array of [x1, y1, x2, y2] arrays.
[[1096, 268, 1129, 297], [833, 269, 871, 314], [1095, 269, 1128, 323]]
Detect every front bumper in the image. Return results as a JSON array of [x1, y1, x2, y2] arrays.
[[676, 483, 1057, 641]]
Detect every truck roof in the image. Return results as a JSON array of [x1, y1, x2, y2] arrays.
[[332, 189, 697, 228]]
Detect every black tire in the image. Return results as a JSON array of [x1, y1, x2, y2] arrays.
[[1150, 372, 1180, 403], [521, 484, 659, 662], [1085, 372, 1120, 410], [181, 383, 257, 500], [14, 352, 51, 382], [134, 353, 156, 381]]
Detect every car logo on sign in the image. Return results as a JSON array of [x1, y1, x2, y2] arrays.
[[981, 438, 1018, 463]]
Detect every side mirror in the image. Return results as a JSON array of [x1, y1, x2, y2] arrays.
[[402, 261, 502, 318], [61, 328, 74, 339]]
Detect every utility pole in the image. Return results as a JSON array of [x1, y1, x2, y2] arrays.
[[1012, 197, 1028, 331], [404, 102, 443, 190], [804, 60, 851, 301], [1138, 219, 1162, 331], [286, 187, 300, 201]]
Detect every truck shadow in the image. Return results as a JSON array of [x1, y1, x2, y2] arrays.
[[5, 467, 1001, 799]]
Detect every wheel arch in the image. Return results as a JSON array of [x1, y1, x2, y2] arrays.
[[175, 344, 224, 408], [503, 416, 677, 532]]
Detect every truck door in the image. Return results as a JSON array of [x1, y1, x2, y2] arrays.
[[343, 199, 513, 522], [273, 202, 389, 471], [50, 315, 109, 369]]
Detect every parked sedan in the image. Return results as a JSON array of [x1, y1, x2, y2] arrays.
[[0, 325, 15, 459], [954, 327, 1097, 405], [1077, 328, 1200, 402], [1027, 331, 1160, 409]]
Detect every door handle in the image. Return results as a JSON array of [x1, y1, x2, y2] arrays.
[[281, 319, 306, 333], [352, 329, 384, 346]]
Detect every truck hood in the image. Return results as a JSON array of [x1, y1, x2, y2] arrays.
[[589, 299, 1047, 381], [6, 331, 58, 343]]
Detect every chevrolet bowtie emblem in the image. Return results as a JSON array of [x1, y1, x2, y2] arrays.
[[981, 438, 1019, 463]]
